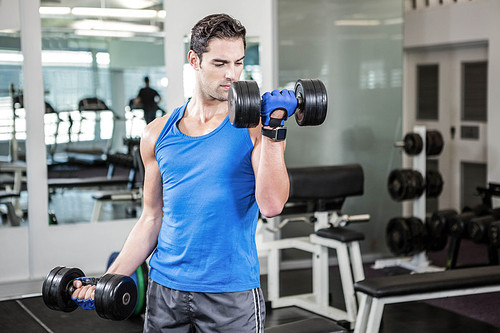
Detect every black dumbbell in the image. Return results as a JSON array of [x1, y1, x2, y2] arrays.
[[387, 169, 444, 202], [426, 209, 457, 251], [42, 266, 137, 321], [228, 79, 328, 128], [468, 215, 499, 244], [107, 252, 148, 317], [387, 169, 425, 201], [426, 170, 444, 198], [394, 130, 444, 156], [386, 216, 428, 256]]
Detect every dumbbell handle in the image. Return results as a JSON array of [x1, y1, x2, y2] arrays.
[[332, 214, 370, 227], [348, 214, 371, 222], [67, 277, 99, 294], [394, 141, 406, 148], [296, 93, 304, 109]]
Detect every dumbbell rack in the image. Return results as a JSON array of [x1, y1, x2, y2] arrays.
[[373, 125, 444, 273]]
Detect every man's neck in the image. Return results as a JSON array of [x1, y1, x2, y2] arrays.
[[186, 91, 227, 124]]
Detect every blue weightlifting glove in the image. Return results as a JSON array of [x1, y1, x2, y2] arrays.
[[72, 295, 95, 310], [71, 277, 97, 310], [261, 89, 297, 128]]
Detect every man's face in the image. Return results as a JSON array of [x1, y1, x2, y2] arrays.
[[196, 37, 245, 101]]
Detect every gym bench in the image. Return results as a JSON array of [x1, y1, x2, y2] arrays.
[[261, 164, 367, 328], [90, 147, 144, 222], [353, 265, 500, 333]]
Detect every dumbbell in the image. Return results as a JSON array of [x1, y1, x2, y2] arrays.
[[387, 169, 444, 201], [394, 130, 444, 156], [386, 216, 428, 256], [426, 209, 457, 251], [107, 252, 148, 317], [468, 215, 499, 244], [446, 204, 491, 239], [228, 79, 328, 128], [42, 266, 137, 321]]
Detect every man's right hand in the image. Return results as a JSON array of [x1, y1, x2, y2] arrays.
[[72, 279, 96, 310]]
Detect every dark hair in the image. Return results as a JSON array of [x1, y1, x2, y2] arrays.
[[190, 14, 246, 62], [144, 76, 150, 84]]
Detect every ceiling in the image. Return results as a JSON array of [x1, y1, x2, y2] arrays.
[[36, 0, 165, 42], [40, 0, 163, 10]]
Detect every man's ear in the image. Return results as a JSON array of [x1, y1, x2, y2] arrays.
[[188, 50, 200, 71]]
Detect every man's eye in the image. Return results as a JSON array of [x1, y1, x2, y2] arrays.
[[215, 63, 224, 67], [236, 62, 243, 66]]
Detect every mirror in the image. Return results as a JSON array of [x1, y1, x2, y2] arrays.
[[36, 8, 166, 225], [0, 38, 28, 228]]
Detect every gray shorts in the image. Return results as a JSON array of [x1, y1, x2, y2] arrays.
[[144, 278, 265, 333]]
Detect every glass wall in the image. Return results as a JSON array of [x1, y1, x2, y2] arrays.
[[278, 0, 403, 254]]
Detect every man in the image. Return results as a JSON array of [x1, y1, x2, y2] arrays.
[[73, 13, 296, 332], [136, 76, 162, 124]]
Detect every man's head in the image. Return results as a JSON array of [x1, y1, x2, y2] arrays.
[[144, 76, 150, 86], [188, 14, 246, 101], [190, 14, 246, 63]]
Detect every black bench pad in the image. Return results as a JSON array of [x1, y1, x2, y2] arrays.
[[0, 191, 21, 199], [316, 227, 365, 242], [266, 318, 347, 333], [288, 164, 364, 200], [354, 266, 500, 298]]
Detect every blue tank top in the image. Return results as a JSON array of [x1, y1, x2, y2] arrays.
[[149, 101, 260, 292]]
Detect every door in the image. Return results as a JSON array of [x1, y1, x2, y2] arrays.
[[404, 44, 488, 212]]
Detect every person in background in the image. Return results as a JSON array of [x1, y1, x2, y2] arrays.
[[135, 76, 162, 124]]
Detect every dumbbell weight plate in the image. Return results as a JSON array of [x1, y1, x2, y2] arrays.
[[488, 221, 500, 247], [133, 262, 148, 316], [386, 217, 412, 256], [426, 130, 444, 156], [406, 217, 428, 255], [468, 215, 496, 244], [42, 266, 85, 313], [95, 274, 137, 321], [426, 170, 444, 198], [387, 169, 425, 202], [107, 252, 149, 317], [402, 133, 424, 155], [294, 79, 328, 126], [228, 81, 261, 128]]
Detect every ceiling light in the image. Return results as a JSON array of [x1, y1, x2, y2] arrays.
[[72, 7, 158, 19], [114, 0, 160, 9], [72, 20, 159, 33], [75, 30, 134, 38], [335, 20, 380, 26], [41, 51, 93, 65], [39, 7, 71, 15]]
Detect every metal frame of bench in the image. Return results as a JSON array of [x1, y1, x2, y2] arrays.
[[353, 266, 500, 333], [89, 147, 144, 222], [260, 164, 366, 328], [90, 188, 142, 222], [262, 210, 365, 327]]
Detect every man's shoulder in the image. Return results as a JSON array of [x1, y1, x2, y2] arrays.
[[141, 113, 171, 146]]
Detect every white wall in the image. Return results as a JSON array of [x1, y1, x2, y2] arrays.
[[404, 0, 500, 184], [162, 0, 277, 111], [0, 0, 20, 31]]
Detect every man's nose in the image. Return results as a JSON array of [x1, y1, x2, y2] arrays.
[[225, 65, 236, 80]]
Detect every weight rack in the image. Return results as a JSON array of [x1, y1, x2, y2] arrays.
[[374, 125, 444, 273]]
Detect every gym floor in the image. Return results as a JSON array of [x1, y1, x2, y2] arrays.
[[2, 180, 500, 332], [1, 265, 500, 332]]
